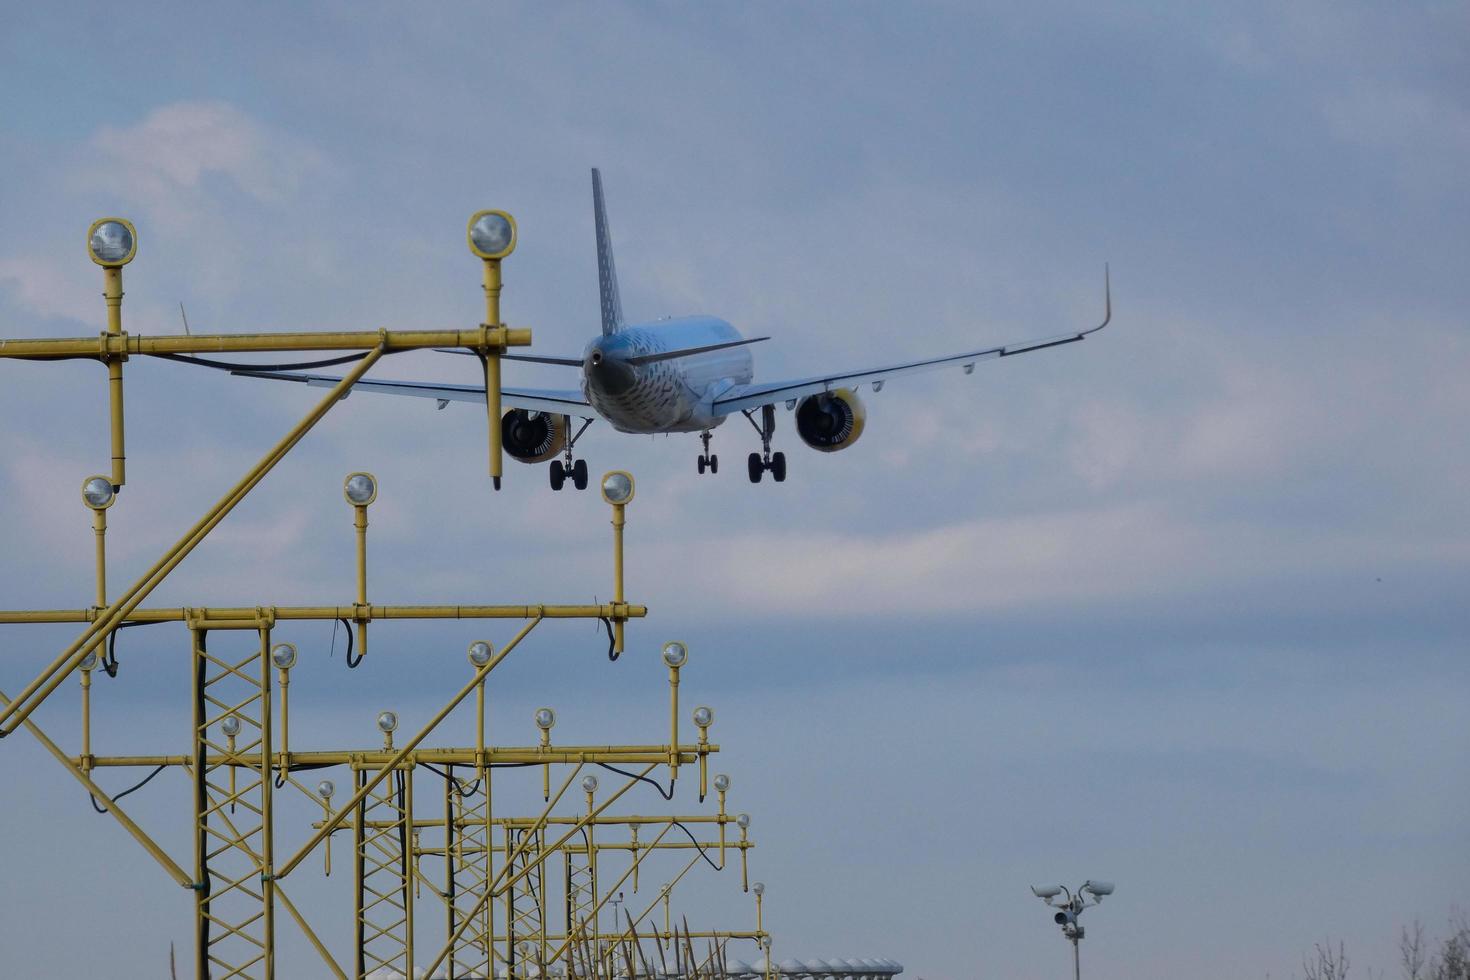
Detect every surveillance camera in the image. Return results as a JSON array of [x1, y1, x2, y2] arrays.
[[1083, 880, 1114, 897], [1031, 885, 1062, 903]]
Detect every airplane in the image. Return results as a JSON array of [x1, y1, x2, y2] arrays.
[[235, 169, 1111, 490]]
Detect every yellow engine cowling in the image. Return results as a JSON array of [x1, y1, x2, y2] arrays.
[[501, 410, 567, 464], [794, 387, 866, 452]]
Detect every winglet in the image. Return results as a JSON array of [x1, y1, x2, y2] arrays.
[[1081, 262, 1111, 337], [592, 168, 624, 336]]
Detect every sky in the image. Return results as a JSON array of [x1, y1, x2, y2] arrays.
[[1, 2, 1468, 977]]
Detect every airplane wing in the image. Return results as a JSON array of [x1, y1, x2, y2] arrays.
[[231, 369, 592, 416], [712, 269, 1110, 416]]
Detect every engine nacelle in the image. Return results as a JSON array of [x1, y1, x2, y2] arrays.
[[501, 410, 566, 464], [794, 387, 866, 452]]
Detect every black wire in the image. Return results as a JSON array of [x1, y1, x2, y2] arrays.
[[89, 763, 168, 814], [103, 619, 163, 678], [670, 818, 724, 872], [596, 763, 675, 801], [149, 350, 373, 372], [600, 617, 619, 661], [342, 618, 363, 668]]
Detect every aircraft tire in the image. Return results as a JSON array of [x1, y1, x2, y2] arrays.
[[771, 451, 787, 482], [747, 453, 763, 484], [709, 454, 718, 474], [698, 456, 706, 475], [549, 460, 566, 492], [572, 459, 589, 490]]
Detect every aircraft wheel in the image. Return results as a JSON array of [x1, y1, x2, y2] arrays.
[[572, 458, 589, 490], [549, 460, 566, 492], [747, 453, 763, 484], [709, 454, 718, 474], [698, 456, 706, 475], [771, 451, 787, 483]]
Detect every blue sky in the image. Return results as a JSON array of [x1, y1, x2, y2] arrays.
[[1, 3, 1468, 977]]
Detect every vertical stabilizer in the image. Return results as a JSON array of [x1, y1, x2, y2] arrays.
[[592, 168, 624, 336]]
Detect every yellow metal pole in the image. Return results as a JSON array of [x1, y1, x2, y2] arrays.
[[612, 501, 626, 655], [102, 265, 127, 488], [0, 687, 192, 887], [92, 507, 107, 608], [0, 344, 387, 736], [277, 667, 290, 785], [277, 615, 542, 879], [354, 502, 369, 660], [276, 884, 349, 980], [668, 662, 681, 780], [483, 259, 504, 488], [79, 667, 92, 771], [0, 326, 533, 358], [0, 602, 648, 625]]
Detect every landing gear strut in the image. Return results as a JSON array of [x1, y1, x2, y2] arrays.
[[549, 416, 594, 492], [742, 404, 786, 484], [696, 430, 719, 475]]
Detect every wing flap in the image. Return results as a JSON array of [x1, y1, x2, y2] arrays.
[[231, 370, 592, 416]]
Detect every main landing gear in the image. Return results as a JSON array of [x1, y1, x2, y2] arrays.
[[549, 416, 594, 492], [696, 430, 719, 475], [742, 404, 786, 484]]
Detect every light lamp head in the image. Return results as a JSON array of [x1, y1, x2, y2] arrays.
[[752, 881, 764, 897], [81, 475, 116, 510], [221, 715, 242, 738], [87, 217, 138, 267], [600, 470, 634, 505], [343, 472, 378, 506], [376, 710, 398, 734], [581, 774, 599, 795], [713, 773, 730, 793], [79, 650, 99, 672], [270, 642, 298, 670], [317, 779, 335, 799], [467, 640, 493, 667], [735, 812, 750, 830], [534, 706, 556, 731], [467, 210, 517, 260], [692, 705, 714, 728], [661, 641, 688, 669]]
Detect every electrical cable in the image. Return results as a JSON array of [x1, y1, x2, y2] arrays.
[[89, 763, 168, 814], [148, 350, 373, 372], [596, 762, 675, 801], [600, 617, 618, 661], [341, 618, 364, 669], [103, 619, 165, 678]]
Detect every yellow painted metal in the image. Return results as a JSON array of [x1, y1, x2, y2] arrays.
[[0, 347, 387, 736], [612, 499, 627, 655], [92, 506, 107, 608], [75, 745, 709, 768], [352, 501, 369, 660], [483, 256, 506, 486], [102, 264, 128, 488], [0, 603, 647, 625], [0, 325, 532, 358]]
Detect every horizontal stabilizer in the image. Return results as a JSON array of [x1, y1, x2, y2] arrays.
[[624, 336, 769, 367]]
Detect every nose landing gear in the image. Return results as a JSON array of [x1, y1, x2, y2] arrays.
[[696, 430, 719, 475], [741, 404, 787, 484]]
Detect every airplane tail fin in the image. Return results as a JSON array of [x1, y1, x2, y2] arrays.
[[592, 168, 624, 336]]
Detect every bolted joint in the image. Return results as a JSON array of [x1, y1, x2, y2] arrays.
[[97, 331, 130, 361], [351, 602, 371, 625]]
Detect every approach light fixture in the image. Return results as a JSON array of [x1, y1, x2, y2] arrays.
[[79, 651, 99, 672], [753, 881, 765, 897], [270, 642, 298, 670], [221, 715, 242, 738], [376, 710, 398, 734], [534, 706, 556, 731], [581, 774, 599, 795], [692, 705, 714, 728], [467, 210, 517, 261], [467, 640, 493, 667], [343, 472, 378, 507], [600, 470, 634, 506], [661, 641, 688, 669], [713, 773, 731, 793], [735, 812, 750, 831], [317, 780, 335, 800], [87, 217, 137, 267], [81, 475, 116, 510]]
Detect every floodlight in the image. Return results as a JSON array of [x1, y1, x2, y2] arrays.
[[600, 470, 634, 505], [467, 210, 517, 260], [752, 881, 764, 897], [1031, 885, 1063, 900], [661, 641, 688, 668], [87, 217, 137, 267], [692, 705, 714, 728], [1083, 880, 1114, 897], [81, 475, 116, 510], [713, 773, 730, 793], [534, 706, 556, 730], [343, 472, 377, 506], [467, 640, 493, 667], [735, 812, 750, 830], [581, 774, 599, 795], [376, 710, 398, 734], [221, 715, 241, 737], [270, 642, 298, 670], [317, 779, 334, 799], [79, 651, 99, 672]]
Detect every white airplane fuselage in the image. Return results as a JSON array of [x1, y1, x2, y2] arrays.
[[581, 315, 754, 433]]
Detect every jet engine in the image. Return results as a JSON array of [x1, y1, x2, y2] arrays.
[[794, 388, 866, 452], [501, 410, 567, 464]]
